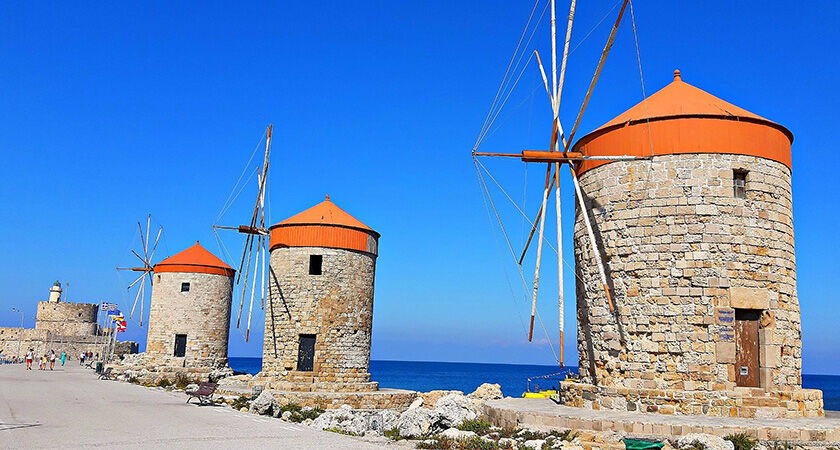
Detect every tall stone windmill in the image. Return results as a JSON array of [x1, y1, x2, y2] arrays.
[[117, 214, 162, 326]]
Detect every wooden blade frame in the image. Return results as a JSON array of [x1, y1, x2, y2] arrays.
[[234, 124, 273, 342]]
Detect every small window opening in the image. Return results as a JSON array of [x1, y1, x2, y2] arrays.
[[181, 282, 190, 292], [734, 170, 747, 199], [309, 255, 323, 275], [174, 334, 187, 357]]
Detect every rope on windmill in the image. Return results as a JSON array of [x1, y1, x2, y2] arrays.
[[215, 130, 266, 225], [474, 159, 560, 365], [473, 0, 549, 152]]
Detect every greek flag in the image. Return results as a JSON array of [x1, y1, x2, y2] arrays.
[[101, 302, 118, 311]]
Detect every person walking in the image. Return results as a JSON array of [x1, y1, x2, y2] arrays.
[[61, 351, 66, 366], [39, 354, 46, 370], [25, 349, 33, 370], [49, 351, 56, 370], [79, 351, 85, 365]]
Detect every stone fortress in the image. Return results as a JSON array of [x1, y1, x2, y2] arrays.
[[0, 282, 138, 360], [115, 242, 235, 382], [559, 70, 823, 418]]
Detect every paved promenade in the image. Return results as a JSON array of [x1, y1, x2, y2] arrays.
[[0, 363, 394, 449]]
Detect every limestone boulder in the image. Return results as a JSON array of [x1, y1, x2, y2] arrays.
[[440, 428, 477, 440], [523, 439, 546, 449], [467, 383, 503, 403], [310, 405, 368, 436], [248, 390, 279, 416], [499, 438, 518, 447], [397, 407, 442, 438], [209, 366, 235, 382], [434, 393, 478, 428], [676, 434, 735, 450], [407, 397, 424, 410], [366, 409, 399, 434], [419, 390, 463, 406]]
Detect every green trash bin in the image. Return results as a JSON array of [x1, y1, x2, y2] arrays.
[[95, 362, 103, 373], [624, 438, 664, 450]]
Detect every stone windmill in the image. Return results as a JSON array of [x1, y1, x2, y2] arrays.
[[213, 124, 272, 342], [116, 214, 162, 326]]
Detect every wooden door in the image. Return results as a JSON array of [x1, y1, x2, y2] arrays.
[[296, 334, 316, 372], [735, 309, 759, 387], [173, 334, 187, 357]]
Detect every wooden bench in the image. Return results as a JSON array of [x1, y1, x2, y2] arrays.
[[98, 367, 115, 380], [186, 382, 217, 405]]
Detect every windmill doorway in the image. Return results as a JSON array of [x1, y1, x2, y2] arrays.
[[297, 334, 316, 372], [735, 309, 760, 387]]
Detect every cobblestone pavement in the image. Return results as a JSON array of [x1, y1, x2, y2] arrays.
[[0, 364, 397, 449]]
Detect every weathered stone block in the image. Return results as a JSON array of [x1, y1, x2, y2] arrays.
[[729, 287, 774, 310], [760, 345, 781, 368], [716, 342, 736, 363]]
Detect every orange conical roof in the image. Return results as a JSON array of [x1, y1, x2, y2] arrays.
[[277, 195, 373, 231], [596, 70, 785, 132], [573, 70, 793, 174], [269, 195, 379, 256], [154, 242, 235, 277]]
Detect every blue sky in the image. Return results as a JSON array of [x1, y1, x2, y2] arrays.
[[1, 1, 838, 374]]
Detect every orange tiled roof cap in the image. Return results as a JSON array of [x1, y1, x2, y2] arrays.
[[277, 195, 374, 231], [154, 241, 235, 277], [573, 70, 793, 174], [270, 196, 379, 255]]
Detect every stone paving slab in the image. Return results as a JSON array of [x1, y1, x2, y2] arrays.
[[484, 398, 840, 443]]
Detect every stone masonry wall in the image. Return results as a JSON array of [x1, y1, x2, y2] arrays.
[[0, 327, 137, 361], [572, 154, 805, 403], [34, 301, 98, 336], [145, 271, 232, 369], [261, 246, 376, 388]]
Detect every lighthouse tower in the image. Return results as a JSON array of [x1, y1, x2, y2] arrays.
[[261, 196, 379, 392], [48, 281, 62, 303], [145, 242, 235, 370]]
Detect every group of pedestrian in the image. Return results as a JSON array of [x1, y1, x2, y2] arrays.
[[24, 349, 69, 370], [78, 350, 94, 366]]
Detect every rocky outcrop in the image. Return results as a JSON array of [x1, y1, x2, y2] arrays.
[[467, 383, 503, 402], [397, 407, 442, 438], [435, 393, 478, 428], [209, 366, 235, 382], [311, 405, 368, 435], [440, 428, 477, 440], [249, 390, 279, 416], [418, 390, 462, 406], [523, 439, 546, 449], [676, 434, 735, 450], [309, 405, 398, 436]]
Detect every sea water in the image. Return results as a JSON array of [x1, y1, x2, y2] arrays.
[[228, 357, 840, 411]]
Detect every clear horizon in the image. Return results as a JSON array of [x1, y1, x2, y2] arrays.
[[1, 1, 838, 375]]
